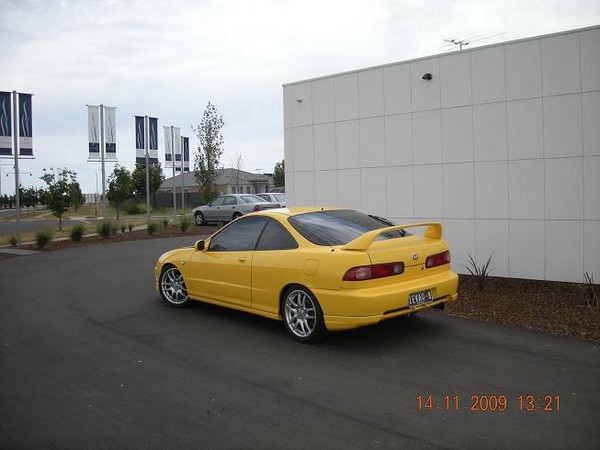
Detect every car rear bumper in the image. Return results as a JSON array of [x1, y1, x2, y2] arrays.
[[316, 271, 458, 331]]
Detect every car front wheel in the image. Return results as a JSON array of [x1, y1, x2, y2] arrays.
[[282, 286, 326, 343], [159, 265, 190, 307]]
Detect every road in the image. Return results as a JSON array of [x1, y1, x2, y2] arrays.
[[1, 237, 599, 449]]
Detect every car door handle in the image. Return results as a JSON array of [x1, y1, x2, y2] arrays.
[[237, 257, 247, 263]]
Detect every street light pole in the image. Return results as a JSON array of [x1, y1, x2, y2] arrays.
[[99, 104, 107, 219], [12, 91, 21, 246], [145, 116, 151, 226]]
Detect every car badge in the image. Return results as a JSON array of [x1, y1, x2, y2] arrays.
[[412, 253, 419, 260]]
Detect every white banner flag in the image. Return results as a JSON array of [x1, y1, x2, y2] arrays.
[[88, 105, 100, 160], [164, 126, 180, 168], [173, 127, 181, 171], [104, 106, 117, 160], [164, 126, 172, 167]]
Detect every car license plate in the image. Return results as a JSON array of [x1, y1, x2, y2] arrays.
[[408, 289, 433, 308]]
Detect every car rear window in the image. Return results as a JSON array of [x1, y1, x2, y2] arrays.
[[288, 210, 404, 246], [240, 195, 266, 204], [274, 194, 286, 202]]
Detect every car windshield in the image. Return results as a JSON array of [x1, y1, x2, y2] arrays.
[[240, 195, 266, 204], [288, 210, 404, 246]]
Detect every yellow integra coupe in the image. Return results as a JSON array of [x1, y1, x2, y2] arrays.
[[155, 207, 458, 343]]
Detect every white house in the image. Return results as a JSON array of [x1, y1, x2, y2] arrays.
[[283, 26, 600, 283]]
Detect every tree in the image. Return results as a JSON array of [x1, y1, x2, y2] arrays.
[[107, 164, 133, 219], [132, 163, 165, 199], [192, 102, 225, 203], [70, 182, 85, 211], [230, 151, 244, 192], [19, 186, 38, 212], [273, 159, 285, 188], [39, 167, 80, 231]]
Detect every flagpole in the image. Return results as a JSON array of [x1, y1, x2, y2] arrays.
[[100, 104, 107, 219], [171, 125, 176, 218], [145, 116, 150, 226], [12, 91, 21, 247], [181, 136, 185, 216]]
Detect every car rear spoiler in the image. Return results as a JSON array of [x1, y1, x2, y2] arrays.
[[341, 223, 442, 252]]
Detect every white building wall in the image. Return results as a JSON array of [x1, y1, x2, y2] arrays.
[[283, 26, 600, 283]]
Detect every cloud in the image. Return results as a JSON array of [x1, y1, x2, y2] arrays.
[[0, 0, 598, 193]]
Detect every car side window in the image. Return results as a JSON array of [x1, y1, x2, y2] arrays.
[[258, 194, 268, 201], [208, 216, 268, 251], [210, 197, 224, 207], [256, 219, 298, 251], [223, 196, 237, 206]]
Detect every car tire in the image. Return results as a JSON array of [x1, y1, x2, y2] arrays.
[[232, 212, 242, 220], [159, 265, 190, 308], [282, 286, 326, 343], [194, 212, 205, 226]]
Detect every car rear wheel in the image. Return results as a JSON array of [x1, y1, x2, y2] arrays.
[[282, 286, 326, 343], [159, 265, 190, 307], [232, 212, 242, 220], [194, 212, 205, 226]]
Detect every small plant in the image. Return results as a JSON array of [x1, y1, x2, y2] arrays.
[[148, 221, 158, 235], [121, 224, 126, 233], [9, 236, 17, 247], [162, 218, 170, 228], [128, 223, 133, 232], [465, 253, 493, 291], [70, 223, 86, 242], [582, 272, 599, 308], [35, 228, 54, 249], [180, 216, 191, 234], [97, 220, 117, 239]]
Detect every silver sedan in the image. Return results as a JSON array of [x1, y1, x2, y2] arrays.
[[192, 194, 279, 225], [257, 192, 286, 207]]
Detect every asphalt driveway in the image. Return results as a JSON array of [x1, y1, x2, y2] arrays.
[[0, 237, 598, 449]]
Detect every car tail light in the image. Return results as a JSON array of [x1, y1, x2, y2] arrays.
[[253, 205, 260, 212], [343, 262, 404, 281], [426, 250, 450, 268]]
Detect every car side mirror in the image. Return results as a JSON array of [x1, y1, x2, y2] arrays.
[[195, 240, 205, 251]]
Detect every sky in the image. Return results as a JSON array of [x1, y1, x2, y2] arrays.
[[0, 0, 598, 195]]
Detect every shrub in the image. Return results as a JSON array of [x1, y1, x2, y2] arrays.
[[582, 272, 599, 308], [465, 253, 493, 291], [9, 236, 17, 247], [148, 222, 158, 235], [97, 220, 117, 239], [124, 202, 147, 215], [162, 218, 170, 228], [121, 224, 126, 233], [70, 223, 86, 242], [35, 229, 54, 249], [180, 216, 191, 234], [128, 223, 133, 232]]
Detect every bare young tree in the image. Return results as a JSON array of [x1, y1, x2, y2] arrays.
[[230, 151, 244, 193]]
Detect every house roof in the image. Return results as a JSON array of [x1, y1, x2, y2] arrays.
[[159, 168, 272, 190]]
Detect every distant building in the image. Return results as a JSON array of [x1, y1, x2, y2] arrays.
[[158, 168, 273, 195]]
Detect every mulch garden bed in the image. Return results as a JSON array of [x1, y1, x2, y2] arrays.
[[443, 275, 600, 343]]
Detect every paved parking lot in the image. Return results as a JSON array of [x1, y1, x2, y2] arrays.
[[1, 237, 599, 448]]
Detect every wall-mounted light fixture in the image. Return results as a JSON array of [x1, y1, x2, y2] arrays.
[[296, 97, 303, 102], [422, 73, 433, 81]]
